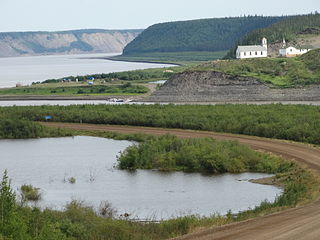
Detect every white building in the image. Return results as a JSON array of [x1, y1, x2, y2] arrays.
[[236, 38, 268, 59], [279, 40, 311, 57]]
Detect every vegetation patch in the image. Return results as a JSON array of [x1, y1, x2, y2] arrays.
[[0, 119, 73, 139], [20, 184, 41, 202], [118, 135, 292, 173]]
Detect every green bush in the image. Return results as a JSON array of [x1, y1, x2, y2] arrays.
[[117, 135, 290, 174]]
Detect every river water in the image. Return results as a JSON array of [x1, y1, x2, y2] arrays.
[[0, 53, 173, 88], [0, 136, 282, 220]]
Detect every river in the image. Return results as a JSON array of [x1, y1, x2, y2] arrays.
[[0, 53, 174, 88], [0, 136, 282, 220]]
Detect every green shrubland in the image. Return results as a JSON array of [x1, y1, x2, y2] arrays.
[[0, 119, 72, 139], [1, 104, 320, 144]]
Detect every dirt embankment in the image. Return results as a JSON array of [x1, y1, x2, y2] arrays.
[[146, 71, 320, 103], [41, 122, 320, 240]]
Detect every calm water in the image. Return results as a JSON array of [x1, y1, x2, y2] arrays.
[[0, 53, 173, 88], [0, 136, 282, 220]]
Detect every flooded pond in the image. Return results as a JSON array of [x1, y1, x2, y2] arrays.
[[0, 136, 282, 220]]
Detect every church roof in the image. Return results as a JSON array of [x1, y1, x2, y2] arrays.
[[237, 45, 267, 52]]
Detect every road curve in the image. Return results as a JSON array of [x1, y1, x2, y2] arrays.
[[41, 122, 320, 240]]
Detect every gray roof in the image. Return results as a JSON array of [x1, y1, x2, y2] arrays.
[[237, 45, 267, 52]]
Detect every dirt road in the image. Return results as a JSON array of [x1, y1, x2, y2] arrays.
[[41, 122, 320, 240]]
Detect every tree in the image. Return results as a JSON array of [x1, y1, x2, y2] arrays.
[[0, 170, 16, 230], [0, 170, 29, 239]]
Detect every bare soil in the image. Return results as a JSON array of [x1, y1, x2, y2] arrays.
[[41, 122, 320, 240]]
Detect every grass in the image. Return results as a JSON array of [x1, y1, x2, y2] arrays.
[[110, 51, 228, 65], [190, 49, 320, 88], [0, 84, 149, 96]]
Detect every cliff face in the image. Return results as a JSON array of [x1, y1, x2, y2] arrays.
[[147, 71, 320, 102], [0, 29, 142, 57]]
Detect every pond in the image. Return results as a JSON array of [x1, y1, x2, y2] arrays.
[[0, 136, 282, 220]]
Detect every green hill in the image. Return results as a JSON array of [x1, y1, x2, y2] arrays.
[[191, 48, 320, 87], [226, 13, 320, 58], [121, 16, 284, 58]]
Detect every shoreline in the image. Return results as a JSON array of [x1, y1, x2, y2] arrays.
[[104, 55, 181, 66], [0, 95, 320, 106]]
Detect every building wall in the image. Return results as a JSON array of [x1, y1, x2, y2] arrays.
[[236, 50, 267, 59], [279, 47, 311, 57]]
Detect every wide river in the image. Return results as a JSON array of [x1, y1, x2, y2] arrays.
[[0, 136, 282, 220], [0, 53, 173, 88]]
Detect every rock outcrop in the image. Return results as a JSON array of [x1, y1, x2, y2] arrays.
[[147, 71, 320, 102], [0, 29, 142, 57]]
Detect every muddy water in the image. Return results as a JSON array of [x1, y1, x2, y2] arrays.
[[0, 136, 282, 220]]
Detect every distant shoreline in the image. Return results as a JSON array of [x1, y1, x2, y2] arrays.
[[104, 56, 181, 66]]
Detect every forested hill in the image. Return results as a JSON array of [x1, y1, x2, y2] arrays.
[[226, 13, 320, 58], [0, 29, 142, 57], [122, 16, 284, 55]]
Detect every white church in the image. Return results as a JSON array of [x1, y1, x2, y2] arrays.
[[236, 38, 268, 59]]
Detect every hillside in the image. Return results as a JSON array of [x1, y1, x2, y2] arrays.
[[122, 16, 284, 56], [147, 49, 320, 102], [226, 13, 320, 58], [192, 48, 320, 87], [0, 29, 142, 57]]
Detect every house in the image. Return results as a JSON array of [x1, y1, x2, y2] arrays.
[[236, 38, 268, 59], [279, 39, 311, 57]]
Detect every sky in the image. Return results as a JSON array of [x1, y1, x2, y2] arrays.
[[0, 0, 319, 32]]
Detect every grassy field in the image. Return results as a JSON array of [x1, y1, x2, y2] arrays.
[[109, 51, 228, 65], [0, 83, 149, 96], [190, 49, 320, 87]]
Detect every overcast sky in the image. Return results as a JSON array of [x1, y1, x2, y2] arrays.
[[0, 0, 318, 32]]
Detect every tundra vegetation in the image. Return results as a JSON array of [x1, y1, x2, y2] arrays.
[[0, 109, 319, 239]]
